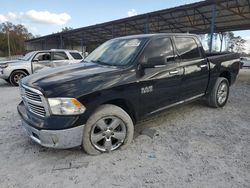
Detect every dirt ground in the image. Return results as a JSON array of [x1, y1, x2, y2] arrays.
[[0, 70, 249, 188]]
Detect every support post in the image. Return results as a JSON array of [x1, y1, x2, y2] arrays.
[[44, 39, 47, 50], [145, 15, 149, 34], [209, 4, 216, 52], [81, 37, 84, 56], [60, 34, 63, 49], [7, 31, 11, 58], [219, 33, 224, 52], [112, 24, 115, 38]]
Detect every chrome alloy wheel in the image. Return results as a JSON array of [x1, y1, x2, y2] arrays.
[[90, 116, 127, 152], [14, 73, 25, 84], [217, 82, 228, 105]]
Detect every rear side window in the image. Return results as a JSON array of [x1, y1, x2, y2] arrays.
[[175, 37, 201, 60], [52, 52, 69, 60], [140, 37, 174, 64], [70, 52, 83, 60]]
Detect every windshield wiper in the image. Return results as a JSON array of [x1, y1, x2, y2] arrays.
[[91, 60, 111, 66]]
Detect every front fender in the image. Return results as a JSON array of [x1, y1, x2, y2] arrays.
[[6, 62, 32, 77]]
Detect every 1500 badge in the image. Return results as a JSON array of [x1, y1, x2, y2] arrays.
[[141, 86, 153, 94]]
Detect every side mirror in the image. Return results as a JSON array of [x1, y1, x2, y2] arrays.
[[32, 59, 38, 62], [141, 56, 166, 68]]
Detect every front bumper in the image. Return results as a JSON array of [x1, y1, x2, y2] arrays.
[[18, 101, 85, 149], [0, 68, 9, 79], [21, 120, 84, 149]]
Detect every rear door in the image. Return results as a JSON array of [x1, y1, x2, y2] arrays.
[[139, 37, 184, 115], [69, 52, 84, 63], [51, 51, 70, 67], [173, 36, 209, 100]]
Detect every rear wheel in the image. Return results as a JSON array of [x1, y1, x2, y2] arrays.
[[82, 104, 134, 155], [9, 70, 28, 86], [207, 77, 229, 108]]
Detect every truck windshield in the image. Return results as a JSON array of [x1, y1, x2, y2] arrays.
[[18, 52, 35, 61], [85, 38, 145, 66]]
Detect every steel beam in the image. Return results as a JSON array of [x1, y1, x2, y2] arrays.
[[158, 15, 183, 32], [217, 2, 249, 19], [44, 39, 47, 50], [112, 24, 115, 38], [145, 15, 149, 33], [81, 36, 84, 54], [209, 4, 216, 52], [60, 34, 63, 49], [126, 22, 144, 33]]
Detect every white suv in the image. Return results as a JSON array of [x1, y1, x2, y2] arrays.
[[0, 49, 84, 86]]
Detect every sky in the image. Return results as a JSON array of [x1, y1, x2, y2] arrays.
[[0, 0, 250, 52]]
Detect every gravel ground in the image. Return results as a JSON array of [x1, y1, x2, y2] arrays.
[[0, 69, 249, 188]]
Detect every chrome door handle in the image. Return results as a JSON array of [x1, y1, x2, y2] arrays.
[[169, 70, 179, 75], [154, 65, 167, 68], [200, 64, 208, 68]]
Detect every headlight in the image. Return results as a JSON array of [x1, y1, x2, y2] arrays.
[[0, 64, 8, 69], [48, 98, 86, 115]]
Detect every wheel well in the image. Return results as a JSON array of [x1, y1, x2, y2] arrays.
[[103, 99, 137, 124], [219, 71, 231, 85], [9, 69, 29, 78]]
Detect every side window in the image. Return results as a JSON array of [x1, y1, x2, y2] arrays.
[[175, 37, 201, 60], [70, 52, 83, 60], [52, 52, 69, 60], [140, 37, 174, 64], [33, 52, 51, 61]]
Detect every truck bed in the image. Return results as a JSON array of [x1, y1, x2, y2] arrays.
[[205, 52, 240, 90], [206, 52, 239, 64]]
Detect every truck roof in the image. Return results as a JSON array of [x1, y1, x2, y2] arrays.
[[116, 33, 198, 40], [32, 49, 80, 53]]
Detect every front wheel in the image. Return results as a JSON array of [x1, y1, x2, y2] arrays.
[[207, 77, 230, 108], [82, 104, 134, 155], [9, 70, 28, 86], [4, 78, 10, 84]]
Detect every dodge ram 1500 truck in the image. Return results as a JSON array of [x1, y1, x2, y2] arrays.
[[17, 33, 240, 155], [0, 49, 83, 86]]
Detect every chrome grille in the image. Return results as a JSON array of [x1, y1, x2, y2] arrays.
[[20, 84, 47, 118], [25, 90, 42, 102], [27, 102, 46, 117]]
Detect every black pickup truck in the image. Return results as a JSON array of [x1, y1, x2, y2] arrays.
[[17, 33, 240, 155]]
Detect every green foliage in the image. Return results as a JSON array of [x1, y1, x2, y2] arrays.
[[61, 27, 73, 32], [225, 31, 246, 53], [0, 22, 34, 56]]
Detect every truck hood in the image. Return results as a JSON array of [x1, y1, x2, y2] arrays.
[[21, 62, 122, 97], [0, 59, 26, 65]]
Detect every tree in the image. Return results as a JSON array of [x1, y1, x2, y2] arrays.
[[0, 22, 34, 56], [225, 31, 246, 53], [61, 27, 73, 32]]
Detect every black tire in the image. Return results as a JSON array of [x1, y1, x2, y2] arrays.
[[82, 104, 134, 155], [9, 70, 28, 86], [4, 78, 10, 84], [207, 77, 230, 108]]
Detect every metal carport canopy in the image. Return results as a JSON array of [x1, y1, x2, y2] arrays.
[[26, 0, 250, 46]]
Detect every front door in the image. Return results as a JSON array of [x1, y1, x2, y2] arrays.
[[138, 37, 183, 115], [32, 52, 52, 73]]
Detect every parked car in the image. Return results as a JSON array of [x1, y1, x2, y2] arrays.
[[17, 33, 240, 155], [0, 49, 83, 86], [240, 57, 250, 68]]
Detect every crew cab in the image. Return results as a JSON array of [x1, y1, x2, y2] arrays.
[[17, 34, 240, 155], [0, 49, 83, 86]]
